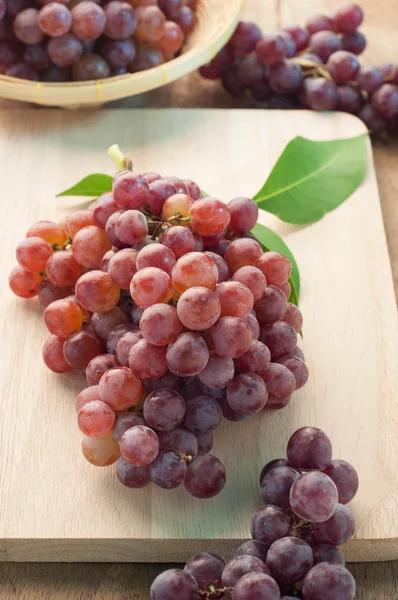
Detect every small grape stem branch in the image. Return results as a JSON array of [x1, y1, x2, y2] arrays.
[[198, 585, 234, 598], [108, 144, 133, 172]]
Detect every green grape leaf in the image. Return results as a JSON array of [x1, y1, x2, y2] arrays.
[[253, 134, 368, 225], [57, 174, 113, 197], [251, 222, 300, 304]]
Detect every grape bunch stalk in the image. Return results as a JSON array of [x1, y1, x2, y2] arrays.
[[200, 2, 398, 136], [151, 426, 359, 599], [0, 0, 197, 82], [9, 145, 309, 499]]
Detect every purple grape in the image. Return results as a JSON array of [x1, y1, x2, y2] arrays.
[[184, 552, 225, 592], [142, 371, 181, 392], [199, 45, 233, 80], [116, 331, 142, 367], [279, 31, 296, 58], [269, 60, 303, 93], [333, 3, 363, 34], [226, 373, 268, 415], [254, 285, 287, 325], [303, 77, 339, 111], [323, 459, 359, 504], [310, 31, 343, 61], [221, 555, 269, 587], [6, 62, 38, 80], [266, 537, 313, 585], [101, 38, 136, 69], [158, 428, 198, 459], [287, 426, 333, 470], [149, 451, 187, 489], [371, 83, 398, 118], [256, 33, 287, 67], [313, 503, 355, 546], [260, 466, 300, 509], [357, 104, 386, 133], [342, 31, 366, 54], [233, 572, 280, 600], [113, 412, 146, 444], [259, 458, 289, 484], [184, 454, 226, 499], [327, 50, 359, 83], [276, 355, 309, 390], [142, 388, 186, 432], [47, 32, 83, 67], [86, 353, 119, 386], [196, 431, 213, 455], [313, 543, 345, 566], [306, 14, 334, 35], [72, 53, 110, 81], [150, 569, 198, 600], [229, 21, 262, 55], [23, 43, 50, 72], [220, 396, 247, 422], [260, 321, 297, 360], [282, 25, 309, 51], [205, 252, 229, 283], [238, 52, 266, 86], [246, 312, 260, 340], [357, 65, 384, 94], [292, 346, 305, 361], [336, 85, 362, 113], [183, 395, 222, 435], [302, 563, 356, 600], [103, 1, 137, 40], [221, 64, 246, 97], [261, 363, 296, 406], [251, 505, 291, 546], [290, 472, 339, 523], [116, 457, 151, 488], [107, 323, 139, 354], [234, 539, 269, 562], [235, 340, 271, 377], [198, 351, 235, 389]]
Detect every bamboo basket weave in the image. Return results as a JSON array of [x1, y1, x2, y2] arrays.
[[0, 0, 242, 108]]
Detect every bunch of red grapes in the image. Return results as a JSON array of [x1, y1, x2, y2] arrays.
[[151, 426, 359, 600], [0, 0, 196, 82], [9, 161, 308, 499], [200, 2, 398, 135]]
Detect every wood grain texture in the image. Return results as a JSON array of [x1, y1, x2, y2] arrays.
[[1, 108, 397, 564]]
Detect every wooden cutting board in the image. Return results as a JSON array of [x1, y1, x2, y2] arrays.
[[0, 109, 397, 564]]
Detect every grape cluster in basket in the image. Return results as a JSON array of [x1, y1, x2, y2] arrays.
[[9, 156, 308, 499], [151, 426, 359, 599], [0, 0, 196, 82], [200, 2, 398, 135]]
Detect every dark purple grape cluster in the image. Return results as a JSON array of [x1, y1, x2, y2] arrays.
[[200, 2, 398, 135], [0, 0, 196, 82], [151, 426, 358, 599], [9, 156, 309, 499]]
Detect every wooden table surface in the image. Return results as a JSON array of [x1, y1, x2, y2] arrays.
[[1, 0, 398, 598]]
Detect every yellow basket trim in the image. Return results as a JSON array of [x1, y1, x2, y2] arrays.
[[96, 80, 104, 103], [35, 82, 42, 105]]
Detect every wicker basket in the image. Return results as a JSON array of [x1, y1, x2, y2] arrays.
[[0, 0, 242, 108]]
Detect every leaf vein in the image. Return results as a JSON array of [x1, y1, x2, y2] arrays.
[[256, 146, 349, 202]]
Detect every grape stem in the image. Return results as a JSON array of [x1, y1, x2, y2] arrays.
[[198, 586, 234, 598], [108, 144, 133, 172]]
